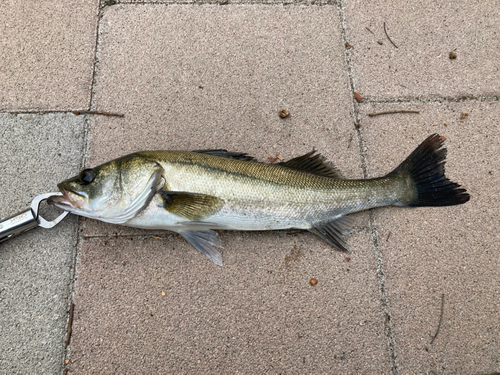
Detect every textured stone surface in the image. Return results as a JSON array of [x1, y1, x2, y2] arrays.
[[342, 0, 500, 100], [89, 5, 357, 169], [82, 4, 365, 237], [123, 0, 337, 4], [0, 114, 85, 373], [360, 101, 500, 374], [68, 233, 390, 373], [0, 0, 98, 110], [2, 0, 499, 373]]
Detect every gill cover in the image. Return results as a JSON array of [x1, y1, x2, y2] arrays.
[[51, 154, 164, 224]]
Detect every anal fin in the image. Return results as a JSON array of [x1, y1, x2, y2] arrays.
[[309, 216, 353, 253], [178, 230, 223, 266]]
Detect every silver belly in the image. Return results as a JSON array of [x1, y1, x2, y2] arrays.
[[125, 194, 313, 232]]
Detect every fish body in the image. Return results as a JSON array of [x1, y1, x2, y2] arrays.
[[49, 134, 469, 265], [128, 150, 408, 231]]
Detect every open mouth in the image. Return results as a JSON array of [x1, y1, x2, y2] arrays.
[[47, 191, 72, 210], [47, 187, 83, 210]]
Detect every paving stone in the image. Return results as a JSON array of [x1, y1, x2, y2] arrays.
[[68, 233, 391, 373], [360, 101, 500, 374], [342, 0, 500, 99], [0, 0, 98, 110], [0, 114, 85, 373]]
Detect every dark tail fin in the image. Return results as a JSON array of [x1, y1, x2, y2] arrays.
[[391, 134, 470, 206]]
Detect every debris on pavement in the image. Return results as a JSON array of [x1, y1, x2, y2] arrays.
[[368, 110, 420, 117], [430, 294, 445, 344], [383, 22, 398, 48], [279, 109, 290, 118]]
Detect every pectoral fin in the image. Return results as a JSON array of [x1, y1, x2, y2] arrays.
[[158, 190, 224, 221], [309, 216, 353, 253], [178, 230, 223, 266]]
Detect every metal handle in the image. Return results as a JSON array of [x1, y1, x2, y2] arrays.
[[0, 208, 39, 243], [0, 192, 69, 243]]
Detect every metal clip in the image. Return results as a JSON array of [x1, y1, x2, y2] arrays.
[[0, 192, 69, 243]]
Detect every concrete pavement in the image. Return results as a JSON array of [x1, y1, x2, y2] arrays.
[[0, 1, 498, 374]]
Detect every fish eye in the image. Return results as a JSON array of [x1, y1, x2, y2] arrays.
[[77, 169, 96, 185]]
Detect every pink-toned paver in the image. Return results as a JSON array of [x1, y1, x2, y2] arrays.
[[342, 0, 500, 100], [360, 101, 500, 374], [0, 0, 98, 110], [68, 233, 390, 373], [88, 5, 357, 166], [64, 4, 396, 373], [82, 4, 366, 238]]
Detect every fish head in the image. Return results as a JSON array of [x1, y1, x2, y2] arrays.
[[48, 154, 163, 224]]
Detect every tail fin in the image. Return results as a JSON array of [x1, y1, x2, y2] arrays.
[[391, 134, 470, 207]]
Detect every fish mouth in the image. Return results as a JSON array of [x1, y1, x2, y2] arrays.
[[47, 187, 85, 211]]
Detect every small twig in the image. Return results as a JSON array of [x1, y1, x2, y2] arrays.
[[386, 231, 391, 241], [365, 27, 375, 35], [65, 302, 75, 346], [384, 22, 398, 48], [368, 110, 420, 117], [430, 294, 445, 344]]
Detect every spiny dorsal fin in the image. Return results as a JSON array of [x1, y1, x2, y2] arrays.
[[192, 149, 255, 161], [158, 190, 224, 221], [309, 216, 353, 252], [280, 151, 344, 179]]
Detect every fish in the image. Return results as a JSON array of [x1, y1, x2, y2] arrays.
[[48, 134, 469, 265]]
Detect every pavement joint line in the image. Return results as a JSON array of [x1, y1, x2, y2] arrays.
[[103, 1, 339, 6], [0, 110, 123, 116], [368, 210, 398, 375], [61, 122, 90, 369], [359, 95, 500, 104], [338, 2, 397, 372], [0, 95, 498, 118], [61, 218, 83, 372], [60, 5, 105, 372], [336, 1, 368, 178], [79, 227, 372, 241], [88, 5, 104, 126]]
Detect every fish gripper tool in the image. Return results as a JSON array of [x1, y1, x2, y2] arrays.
[[0, 192, 69, 243]]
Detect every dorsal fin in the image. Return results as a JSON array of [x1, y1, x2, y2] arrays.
[[192, 149, 255, 161], [280, 151, 344, 179]]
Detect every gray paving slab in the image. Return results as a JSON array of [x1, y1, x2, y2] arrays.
[[342, 0, 500, 100], [360, 101, 500, 374], [68, 233, 391, 373], [0, 0, 98, 111], [0, 114, 85, 373]]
